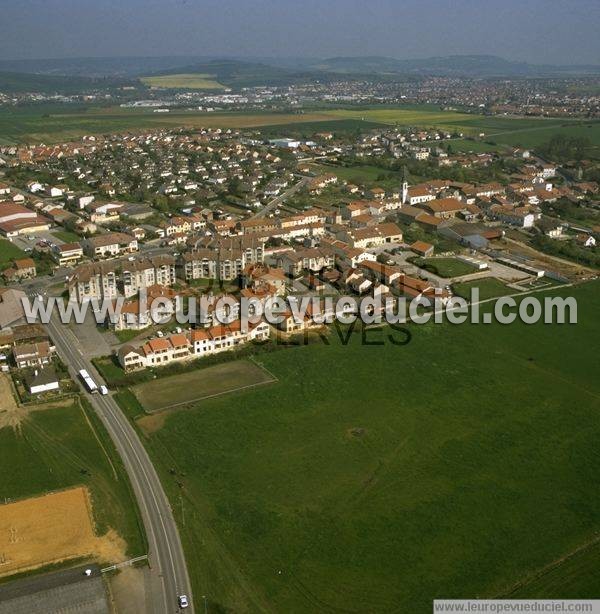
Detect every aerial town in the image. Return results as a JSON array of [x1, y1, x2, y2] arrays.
[[1, 4, 600, 613], [0, 118, 597, 382]]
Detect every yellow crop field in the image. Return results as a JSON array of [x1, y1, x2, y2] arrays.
[[141, 73, 225, 90], [0, 487, 126, 576]]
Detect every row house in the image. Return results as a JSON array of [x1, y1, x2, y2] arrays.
[[190, 320, 269, 356], [157, 216, 192, 238], [118, 320, 270, 370]]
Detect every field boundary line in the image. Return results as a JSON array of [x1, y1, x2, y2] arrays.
[[78, 399, 119, 480], [248, 355, 279, 382], [495, 533, 600, 598], [148, 377, 277, 413]]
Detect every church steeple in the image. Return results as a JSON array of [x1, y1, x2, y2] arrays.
[[401, 165, 409, 205]]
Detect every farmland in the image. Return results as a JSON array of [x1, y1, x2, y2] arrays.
[[2, 103, 599, 149], [141, 73, 225, 90], [0, 487, 125, 577], [0, 397, 146, 569], [130, 281, 600, 613], [0, 106, 338, 145], [326, 108, 600, 150]]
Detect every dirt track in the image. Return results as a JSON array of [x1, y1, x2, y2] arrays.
[[0, 373, 23, 432]]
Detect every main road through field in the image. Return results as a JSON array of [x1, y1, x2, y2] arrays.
[[45, 309, 193, 614]]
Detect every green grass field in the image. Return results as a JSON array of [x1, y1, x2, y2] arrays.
[[441, 138, 505, 153], [0, 239, 27, 268], [410, 256, 476, 278], [128, 282, 600, 613], [0, 397, 146, 560], [50, 229, 81, 244], [141, 73, 225, 90], [326, 109, 600, 150], [0, 106, 341, 145], [132, 359, 275, 412], [452, 277, 513, 301]]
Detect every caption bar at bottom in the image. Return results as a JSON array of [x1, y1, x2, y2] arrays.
[[434, 601, 600, 613]]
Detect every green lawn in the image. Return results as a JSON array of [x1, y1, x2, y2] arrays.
[[128, 282, 600, 613], [452, 277, 513, 301], [51, 229, 81, 244], [114, 328, 147, 344], [132, 359, 275, 412], [0, 239, 27, 268], [441, 138, 506, 153], [0, 397, 146, 561], [410, 256, 476, 278]]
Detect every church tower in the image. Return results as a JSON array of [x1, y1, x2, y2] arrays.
[[401, 165, 409, 205]]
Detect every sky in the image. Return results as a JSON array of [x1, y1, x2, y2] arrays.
[[1, 0, 599, 64]]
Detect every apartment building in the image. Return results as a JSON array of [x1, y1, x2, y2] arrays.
[[67, 261, 119, 302], [121, 255, 176, 297]]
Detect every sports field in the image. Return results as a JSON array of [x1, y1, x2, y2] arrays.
[[0, 397, 146, 571], [141, 73, 225, 90], [131, 359, 276, 412], [452, 277, 513, 300], [132, 281, 600, 612], [0, 487, 125, 577], [410, 256, 476, 278]]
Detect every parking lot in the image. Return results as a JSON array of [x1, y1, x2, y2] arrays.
[[0, 565, 109, 614]]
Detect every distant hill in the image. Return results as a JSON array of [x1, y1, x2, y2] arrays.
[[310, 55, 600, 77], [306, 55, 600, 77], [0, 57, 206, 78], [1, 55, 599, 93], [145, 59, 338, 88], [0, 70, 138, 94]]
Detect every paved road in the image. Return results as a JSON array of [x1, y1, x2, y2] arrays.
[[249, 176, 310, 220], [41, 304, 193, 614]]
